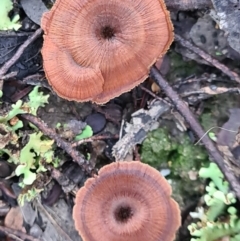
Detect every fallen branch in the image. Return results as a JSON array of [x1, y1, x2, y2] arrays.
[[175, 34, 240, 83], [0, 225, 40, 241], [150, 65, 240, 200], [72, 134, 119, 147], [180, 87, 240, 98]]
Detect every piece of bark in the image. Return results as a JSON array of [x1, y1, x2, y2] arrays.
[[165, 0, 212, 10]]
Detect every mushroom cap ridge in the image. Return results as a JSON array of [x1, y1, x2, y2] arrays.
[[41, 0, 174, 104], [73, 161, 181, 241]]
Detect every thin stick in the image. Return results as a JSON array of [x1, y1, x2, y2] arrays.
[[195, 127, 237, 145], [175, 34, 240, 83], [140, 85, 172, 106], [150, 65, 240, 200], [0, 28, 43, 78], [72, 134, 119, 147], [0, 225, 40, 241], [35, 198, 73, 241]]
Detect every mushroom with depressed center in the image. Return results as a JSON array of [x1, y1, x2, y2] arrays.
[[73, 161, 181, 241], [41, 0, 173, 104]]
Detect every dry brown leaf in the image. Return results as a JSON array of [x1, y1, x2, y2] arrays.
[[4, 207, 26, 233]]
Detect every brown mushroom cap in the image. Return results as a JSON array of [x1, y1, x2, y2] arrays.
[[73, 161, 180, 241], [41, 0, 173, 104]]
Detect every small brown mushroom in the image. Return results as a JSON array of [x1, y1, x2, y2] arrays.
[[73, 161, 180, 241], [41, 0, 173, 104]]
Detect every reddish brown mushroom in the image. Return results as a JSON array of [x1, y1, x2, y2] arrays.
[[73, 161, 180, 241], [41, 0, 173, 104]]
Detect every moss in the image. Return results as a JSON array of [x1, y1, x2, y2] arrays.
[[141, 127, 208, 177], [141, 127, 209, 206], [166, 51, 202, 82]]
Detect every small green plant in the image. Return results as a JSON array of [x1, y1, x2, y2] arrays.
[[0, 0, 21, 30], [75, 125, 93, 141], [188, 163, 240, 241], [56, 122, 93, 141], [15, 132, 54, 185], [208, 132, 217, 142], [0, 87, 54, 187], [18, 187, 43, 206]]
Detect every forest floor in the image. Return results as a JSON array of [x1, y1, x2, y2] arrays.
[[0, 1, 240, 241]]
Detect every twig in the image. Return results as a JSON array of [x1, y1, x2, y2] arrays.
[[180, 87, 240, 98], [0, 28, 43, 78], [139, 85, 172, 106], [0, 32, 32, 37], [7, 233, 23, 241], [35, 198, 73, 241], [150, 65, 240, 200], [0, 225, 40, 241], [72, 134, 119, 147], [92, 104, 120, 126], [1, 71, 18, 80], [173, 75, 204, 89], [195, 127, 237, 146], [175, 34, 240, 83], [20, 113, 93, 174], [11, 86, 33, 102], [22, 74, 54, 92]]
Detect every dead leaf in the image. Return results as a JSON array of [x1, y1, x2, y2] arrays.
[[4, 207, 26, 233]]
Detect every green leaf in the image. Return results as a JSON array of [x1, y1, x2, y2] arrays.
[[44, 150, 54, 163], [26, 132, 54, 155], [36, 164, 47, 173], [55, 122, 61, 128], [52, 157, 60, 168], [0, 100, 25, 123], [16, 132, 54, 185], [27, 86, 49, 115], [11, 120, 23, 131], [18, 187, 42, 206], [199, 163, 229, 194], [15, 165, 36, 185], [0, 0, 21, 31], [209, 132, 217, 142], [75, 125, 93, 141]]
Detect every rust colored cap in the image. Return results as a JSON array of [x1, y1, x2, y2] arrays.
[[41, 0, 173, 104], [73, 161, 180, 241]]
